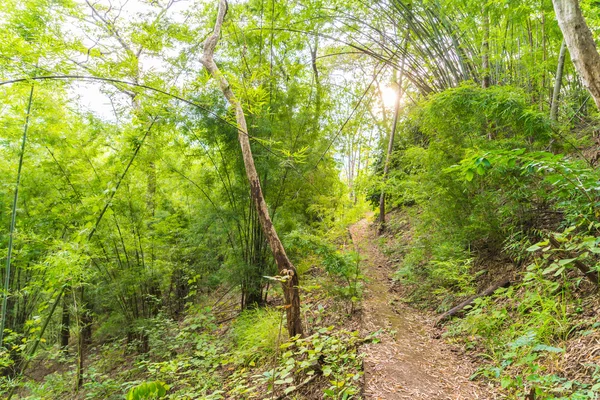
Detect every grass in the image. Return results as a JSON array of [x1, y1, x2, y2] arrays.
[[229, 308, 286, 366]]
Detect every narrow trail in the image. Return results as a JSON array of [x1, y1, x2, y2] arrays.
[[350, 218, 494, 400]]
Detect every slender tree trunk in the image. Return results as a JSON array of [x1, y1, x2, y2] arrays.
[[379, 31, 409, 231], [550, 39, 568, 121], [0, 85, 34, 347], [552, 0, 600, 109], [378, 71, 401, 230], [482, 5, 491, 88], [310, 32, 321, 132], [201, 0, 303, 337], [541, 12, 547, 110], [77, 326, 84, 390], [73, 288, 83, 391], [75, 286, 92, 389], [527, 18, 535, 98], [60, 290, 70, 353]]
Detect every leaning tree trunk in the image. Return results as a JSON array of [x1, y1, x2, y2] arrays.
[[552, 0, 600, 109], [201, 0, 303, 337]]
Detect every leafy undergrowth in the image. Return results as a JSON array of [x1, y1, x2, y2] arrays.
[[11, 304, 374, 399], [8, 231, 374, 400], [383, 210, 600, 399], [446, 270, 600, 400]]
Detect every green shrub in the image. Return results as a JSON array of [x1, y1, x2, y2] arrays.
[[286, 230, 363, 305], [126, 381, 169, 400]]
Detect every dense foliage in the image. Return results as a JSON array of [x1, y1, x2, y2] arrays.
[[2, 0, 600, 398]]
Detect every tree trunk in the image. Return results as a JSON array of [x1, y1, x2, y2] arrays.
[[435, 278, 511, 326], [310, 32, 321, 132], [378, 71, 401, 231], [379, 31, 409, 231], [76, 327, 84, 390], [541, 13, 548, 111], [201, 0, 303, 337], [481, 5, 491, 88], [60, 292, 70, 353], [550, 39, 568, 121], [552, 0, 600, 109]]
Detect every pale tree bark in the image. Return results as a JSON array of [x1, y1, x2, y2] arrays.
[[552, 0, 600, 109], [201, 0, 303, 337], [550, 39, 568, 121]]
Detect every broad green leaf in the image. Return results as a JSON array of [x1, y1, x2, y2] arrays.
[[465, 169, 475, 181], [526, 244, 541, 252], [542, 263, 560, 275], [558, 258, 577, 266]]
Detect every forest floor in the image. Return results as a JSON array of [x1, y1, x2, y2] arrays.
[[350, 216, 496, 399]]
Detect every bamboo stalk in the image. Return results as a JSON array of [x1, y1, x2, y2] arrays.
[[551, 39, 568, 121], [0, 85, 35, 347]]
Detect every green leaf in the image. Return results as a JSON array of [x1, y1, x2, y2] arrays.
[[558, 258, 577, 266], [284, 386, 297, 394], [542, 263, 560, 275], [532, 344, 564, 353], [126, 381, 169, 400], [553, 266, 565, 276], [501, 376, 513, 388], [526, 244, 541, 252], [465, 169, 475, 181]]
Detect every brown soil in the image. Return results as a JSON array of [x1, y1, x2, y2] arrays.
[[351, 217, 498, 399]]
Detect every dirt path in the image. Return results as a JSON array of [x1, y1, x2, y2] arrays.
[[351, 218, 494, 400]]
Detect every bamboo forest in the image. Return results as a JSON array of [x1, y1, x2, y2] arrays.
[[4, 0, 600, 398]]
